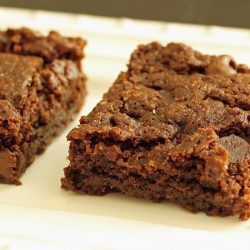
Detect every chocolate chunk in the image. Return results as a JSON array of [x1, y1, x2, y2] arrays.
[[205, 55, 237, 75], [0, 149, 17, 182], [219, 135, 250, 163]]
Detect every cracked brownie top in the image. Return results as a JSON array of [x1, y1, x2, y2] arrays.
[[69, 42, 250, 149]]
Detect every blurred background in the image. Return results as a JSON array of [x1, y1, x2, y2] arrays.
[[0, 0, 250, 29]]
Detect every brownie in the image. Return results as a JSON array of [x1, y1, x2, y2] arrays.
[[62, 42, 250, 220], [0, 28, 86, 184]]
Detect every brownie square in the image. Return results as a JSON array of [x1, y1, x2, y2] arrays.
[[62, 42, 250, 220], [0, 28, 86, 184]]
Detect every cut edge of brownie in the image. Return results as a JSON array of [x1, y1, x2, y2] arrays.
[[0, 28, 87, 184], [62, 42, 250, 220]]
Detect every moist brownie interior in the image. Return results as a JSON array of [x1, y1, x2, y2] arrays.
[[62, 42, 250, 220], [0, 28, 86, 184]]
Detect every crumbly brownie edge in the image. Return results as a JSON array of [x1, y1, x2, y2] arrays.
[[0, 28, 86, 63], [62, 128, 250, 221]]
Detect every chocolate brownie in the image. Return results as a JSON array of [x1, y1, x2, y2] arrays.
[[0, 28, 86, 184], [62, 42, 250, 220]]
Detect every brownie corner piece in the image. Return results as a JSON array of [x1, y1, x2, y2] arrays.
[[0, 27, 87, 184], [62, 42, 250, 220]]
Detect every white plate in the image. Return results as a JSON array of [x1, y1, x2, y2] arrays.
[[0, 7, 250, 249]]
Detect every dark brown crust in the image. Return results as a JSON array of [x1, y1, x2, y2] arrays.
[[62, 42, 250, 220], [0, 28, 86, 184]]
